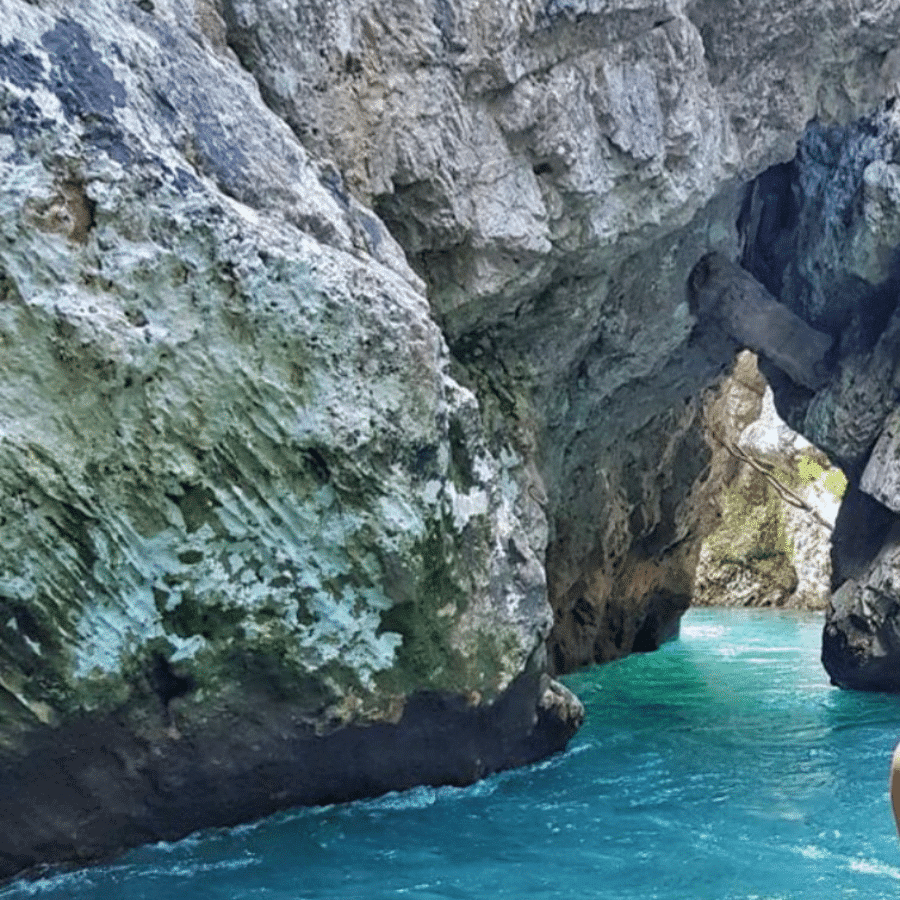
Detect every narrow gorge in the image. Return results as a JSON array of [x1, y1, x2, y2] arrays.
[[1, 0, 900, 882]]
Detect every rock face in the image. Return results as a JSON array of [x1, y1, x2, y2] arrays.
[[0, 1, 580, 880], [1, 0, 900, 881], [689, 254, 833, 392], [738, 108, 900, 689], [219, 0, 900, 677], [695, 352, 842, 610]]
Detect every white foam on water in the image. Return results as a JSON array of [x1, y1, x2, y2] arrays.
[[681, 623, 727, 641], [362, 785, 437, 811], [847, 858, 900, 880]]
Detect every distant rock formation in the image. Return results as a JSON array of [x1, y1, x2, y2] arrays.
[[695, 352, 842, 610]]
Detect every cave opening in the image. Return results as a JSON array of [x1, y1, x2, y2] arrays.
[[693, 349, 845, 613], [694, 109, 900, 690]]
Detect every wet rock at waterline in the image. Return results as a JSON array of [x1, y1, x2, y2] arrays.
[[823, 538, 900, 692], [3, 0, 900, 881]]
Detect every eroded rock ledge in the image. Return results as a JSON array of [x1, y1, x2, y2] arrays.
[[1, 0, 900, 880]]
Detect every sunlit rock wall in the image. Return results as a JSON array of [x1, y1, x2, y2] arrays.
[[694, 352, 843, 610]]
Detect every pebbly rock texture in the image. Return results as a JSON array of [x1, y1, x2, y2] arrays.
[[738, 106, 900, 689], [694, 352, 843, 610], [2, 0, 900, 881]]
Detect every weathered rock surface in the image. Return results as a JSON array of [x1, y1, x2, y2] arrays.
[[738, 107, 900, 688], [2, 0, 900, 881], [860, 407, 900, 513], [695, 352, 842, 610], [689, 254, 833, 392], [217, 0, 900, 677], [0, 0, 582, 880]]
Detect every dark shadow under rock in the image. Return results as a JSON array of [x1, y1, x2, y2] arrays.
[[0, 669, 582, 884]]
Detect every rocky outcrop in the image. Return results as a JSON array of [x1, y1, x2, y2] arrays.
[[689, 254, 833, 392], [2, 0, 900, 880], [218, 0, 900, 675], [695, 352, 842, 609], [738, 108, 900, 688], [0, 1, 583, 880]]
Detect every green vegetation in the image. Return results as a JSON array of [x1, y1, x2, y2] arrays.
[[795, 449, 847, 499]]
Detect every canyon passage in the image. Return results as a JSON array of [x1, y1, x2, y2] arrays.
[[2, 0, 900, 882]]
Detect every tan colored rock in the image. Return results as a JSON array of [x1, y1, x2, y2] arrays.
[[695, 353, 842, 610]]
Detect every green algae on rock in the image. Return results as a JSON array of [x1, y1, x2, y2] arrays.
[[695, 352, 843, 610]]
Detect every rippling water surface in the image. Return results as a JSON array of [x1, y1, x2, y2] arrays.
[[6, 608, 900, 899]]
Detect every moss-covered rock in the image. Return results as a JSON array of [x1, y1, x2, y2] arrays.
[[695, 353, 844, 609]]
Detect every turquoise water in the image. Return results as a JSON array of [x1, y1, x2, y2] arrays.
[[5, 607, 900, 899]]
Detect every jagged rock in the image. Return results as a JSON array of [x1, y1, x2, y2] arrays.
[[860, 407, 900, 513], [823, 537, 900, 691], [0, 0, 579, 879], [689, 253, 833, 391], [738, 105, 900, 688], [218, 0, 900, 678]]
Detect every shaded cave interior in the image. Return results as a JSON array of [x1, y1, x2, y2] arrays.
[[542, 115, 900, 678]]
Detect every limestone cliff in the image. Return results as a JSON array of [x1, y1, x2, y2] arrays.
[[220, 0, 900, 673], [1, 0, 900, 881], [738, 108, 900, 689], [694, 352, 842, 610], [0, 1, 580, 879]]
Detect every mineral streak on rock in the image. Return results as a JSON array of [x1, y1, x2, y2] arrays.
[[0, 0, 580, 880], [688, 253, 833, 392]]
